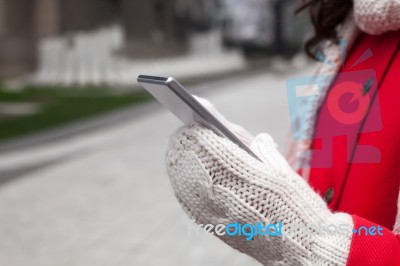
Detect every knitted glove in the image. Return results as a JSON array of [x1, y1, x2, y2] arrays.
[[353, 0, 400, 35], [193, 96, 254, 147], [166, 101, 353, 265]]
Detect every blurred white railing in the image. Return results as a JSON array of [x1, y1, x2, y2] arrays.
[[31, 25, 246, 88]]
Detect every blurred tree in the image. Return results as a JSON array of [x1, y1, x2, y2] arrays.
[[0, 0, 38, 77]]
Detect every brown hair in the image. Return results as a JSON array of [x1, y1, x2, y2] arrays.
[[296, 0, 353, 60]]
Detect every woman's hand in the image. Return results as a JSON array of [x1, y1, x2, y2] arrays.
[[166, 99, 354, 265]]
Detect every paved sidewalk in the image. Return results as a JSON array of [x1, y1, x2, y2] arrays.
[[0, 67, 311, 266]]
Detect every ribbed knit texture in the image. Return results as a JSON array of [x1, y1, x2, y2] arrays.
[[167, 123, 353, 265], [354, 0, 400, 35], [165, 2, 400, 264]]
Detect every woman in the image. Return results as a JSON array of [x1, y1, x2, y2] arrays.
[[166, 0, 400, 265]]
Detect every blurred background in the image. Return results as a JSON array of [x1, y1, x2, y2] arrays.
[[0, 0, 312, 265]]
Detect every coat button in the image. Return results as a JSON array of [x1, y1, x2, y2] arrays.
[[363, 78, 374, 95], [323, 188, 334, 204]]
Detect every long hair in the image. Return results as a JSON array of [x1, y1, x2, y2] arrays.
[[296, 0, 354, 60]]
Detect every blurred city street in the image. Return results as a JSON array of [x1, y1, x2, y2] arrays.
[[0, 0, 312, 265], [0, 66, 311, 266]]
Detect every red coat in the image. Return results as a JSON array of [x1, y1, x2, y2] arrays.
[[307, 31, 400, 265]]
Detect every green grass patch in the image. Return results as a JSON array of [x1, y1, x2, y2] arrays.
[[0, 85, 153, 142]]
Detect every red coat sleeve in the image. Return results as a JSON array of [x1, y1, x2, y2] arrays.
[[346, 215, 400, 266]]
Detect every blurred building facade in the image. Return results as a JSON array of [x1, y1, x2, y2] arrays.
[[120, 0, 188, 58], [0, 0, 213, 77], [220, 0, 307, 58], [0, 0, 38, 77]]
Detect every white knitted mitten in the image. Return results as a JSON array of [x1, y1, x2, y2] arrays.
[[353, 0, 400, 35], [166, 105, 354, 265]]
